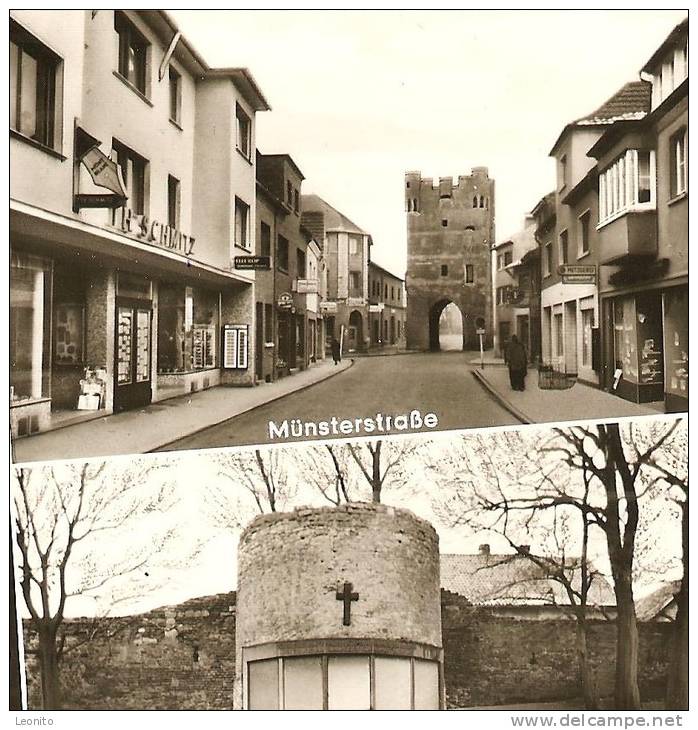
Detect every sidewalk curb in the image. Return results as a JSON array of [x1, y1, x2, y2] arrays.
[[149, 357, 356, 452], [471, 369, 530, 425]]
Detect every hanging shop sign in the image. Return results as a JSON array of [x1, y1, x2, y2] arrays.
[[558, 264, 596, 284], [320, 301, 338, 313], [73, 126, 128, 211], [113, 208, 196, 257], [369, 303, 384, 313], [277, 292, 294, 309], [234, 255, 270, 270], [295, 278, 319, 294], [222, 324, 249, 370]]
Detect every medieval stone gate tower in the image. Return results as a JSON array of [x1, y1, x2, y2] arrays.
[[405, 169, 495, 351]]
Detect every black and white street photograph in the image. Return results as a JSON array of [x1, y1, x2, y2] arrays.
[[7, 7, 690, 723], [11, 417, 687, 711], [9, 10, 688, 463]]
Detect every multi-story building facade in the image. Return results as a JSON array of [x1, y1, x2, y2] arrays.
[[541, 81, 651, 386], [301, 195, 371, 353], [255, 153, 325, 383], [590, 18, 688, 412], [367, 261, 407, 349], [405, 169, 495, 351], [493, 217, 537, 359], [10, 10, 269, 437]]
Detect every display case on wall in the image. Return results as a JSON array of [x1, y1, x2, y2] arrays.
[[54, 304, 85, 365]]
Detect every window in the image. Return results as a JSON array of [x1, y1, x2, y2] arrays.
[[554, 312, 564, 358], [391, 286, 395, 300], [559, 229, 569, 265], [348, 235, 361, 256], [465, 264, 474, 283], [167, 175, 180, 229], [441, 219, 448, 227], [398, 288, 402, 301], [157, 284, 218, 373], [543, 242, 552, 277], [115, 11, 148, 95], [260, 222, 271, 258], [581, 308, 594, 368], [504, 251, 513, 267], [296, 248, 306, 278], [598, 149, 655, 223], [168, 66, 181, 123], [10, 20, 60, 149], [264, 303, 273, 342], [277, 235, 289, 272], [112, 139, 147, 215], [294, 189, 300, 214], [670, 128, 687, 197], [247, 654, 439, 710], [559, 154, 567, 190], [349, 271, 361, 296], [472, 196, 478, 208], [234, 197, 250, 249], [441, 264, 448, 277], [235, 103, 251, 159], [578, 211, 590, 257]]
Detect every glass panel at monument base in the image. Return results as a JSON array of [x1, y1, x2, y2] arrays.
[[374, 656, 412, 709], [414, 658, 440, 709], [283, 656, 323, 710], [327, 655, 371, 710], [247, 658, 279, 710]]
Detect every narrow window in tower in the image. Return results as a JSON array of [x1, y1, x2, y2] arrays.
[[407, 199, 412, 212], [472, 196, 478, 208], [413, 198, 418, 212], [441, 265, 448, 277], [441, 219, 448, 227]]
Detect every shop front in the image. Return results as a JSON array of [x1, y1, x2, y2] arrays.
[[10, 204, 254, 439], [601, 284, 687, 412]]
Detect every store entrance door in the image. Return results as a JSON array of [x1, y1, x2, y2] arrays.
[[114, 298, 153, 412]]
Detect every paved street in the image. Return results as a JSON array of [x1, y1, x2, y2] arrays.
[[156, 353, 518, 452]]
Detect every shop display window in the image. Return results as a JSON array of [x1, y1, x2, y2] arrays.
[[613, 297, 638, 383], [157, 284, 218, 373], [663, 287, 688, 398], [10, 254, 50, 403]]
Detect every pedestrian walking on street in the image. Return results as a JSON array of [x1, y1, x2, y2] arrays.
[[331, 337, 342, 365], [506, 334, 528, 391]]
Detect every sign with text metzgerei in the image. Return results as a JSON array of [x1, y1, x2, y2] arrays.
[[114, 208, 195, 257], [559, 264, 596, 285], [234, 255, 270, 270]]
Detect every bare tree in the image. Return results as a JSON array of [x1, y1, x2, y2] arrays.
[[12, 460, 182, 709], [429, 429, 603, 708], [210, 449, 295, 526], [346, 440, 412, 503]]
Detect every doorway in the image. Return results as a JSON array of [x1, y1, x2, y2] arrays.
[[114, 298, 152, 412], [348, 310, 363, 352], [430, 300, 462, 351]]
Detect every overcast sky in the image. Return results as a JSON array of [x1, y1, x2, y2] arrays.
[[170, 9, 685, 277]]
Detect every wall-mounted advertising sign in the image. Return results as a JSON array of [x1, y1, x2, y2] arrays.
[[234, 256, 270, 270], [295, 278, 319, 294], [320, 301, 338, 313], [559, 264, 596, 284], [369, 303, 384, 313]]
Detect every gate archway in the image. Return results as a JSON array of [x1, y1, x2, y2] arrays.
[[428, 300, 464, 351]]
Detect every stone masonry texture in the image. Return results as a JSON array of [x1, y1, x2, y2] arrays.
[[23, 589, 671, 710], [405, 169, 495, 351]]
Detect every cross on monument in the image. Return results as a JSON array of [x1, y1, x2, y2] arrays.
[[336, 581, 359, 626]]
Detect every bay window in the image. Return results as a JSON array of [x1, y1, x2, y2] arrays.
[[598, 149, 655, 224]]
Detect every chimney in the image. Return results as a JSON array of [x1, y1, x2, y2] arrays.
[[519, 545, 531, 555], [479, 544, 490, 556]]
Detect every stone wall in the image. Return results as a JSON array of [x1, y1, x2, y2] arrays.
[[23, 588, 673, 710], [24, 593, 237, 710], [441, 590, 672, 709]]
